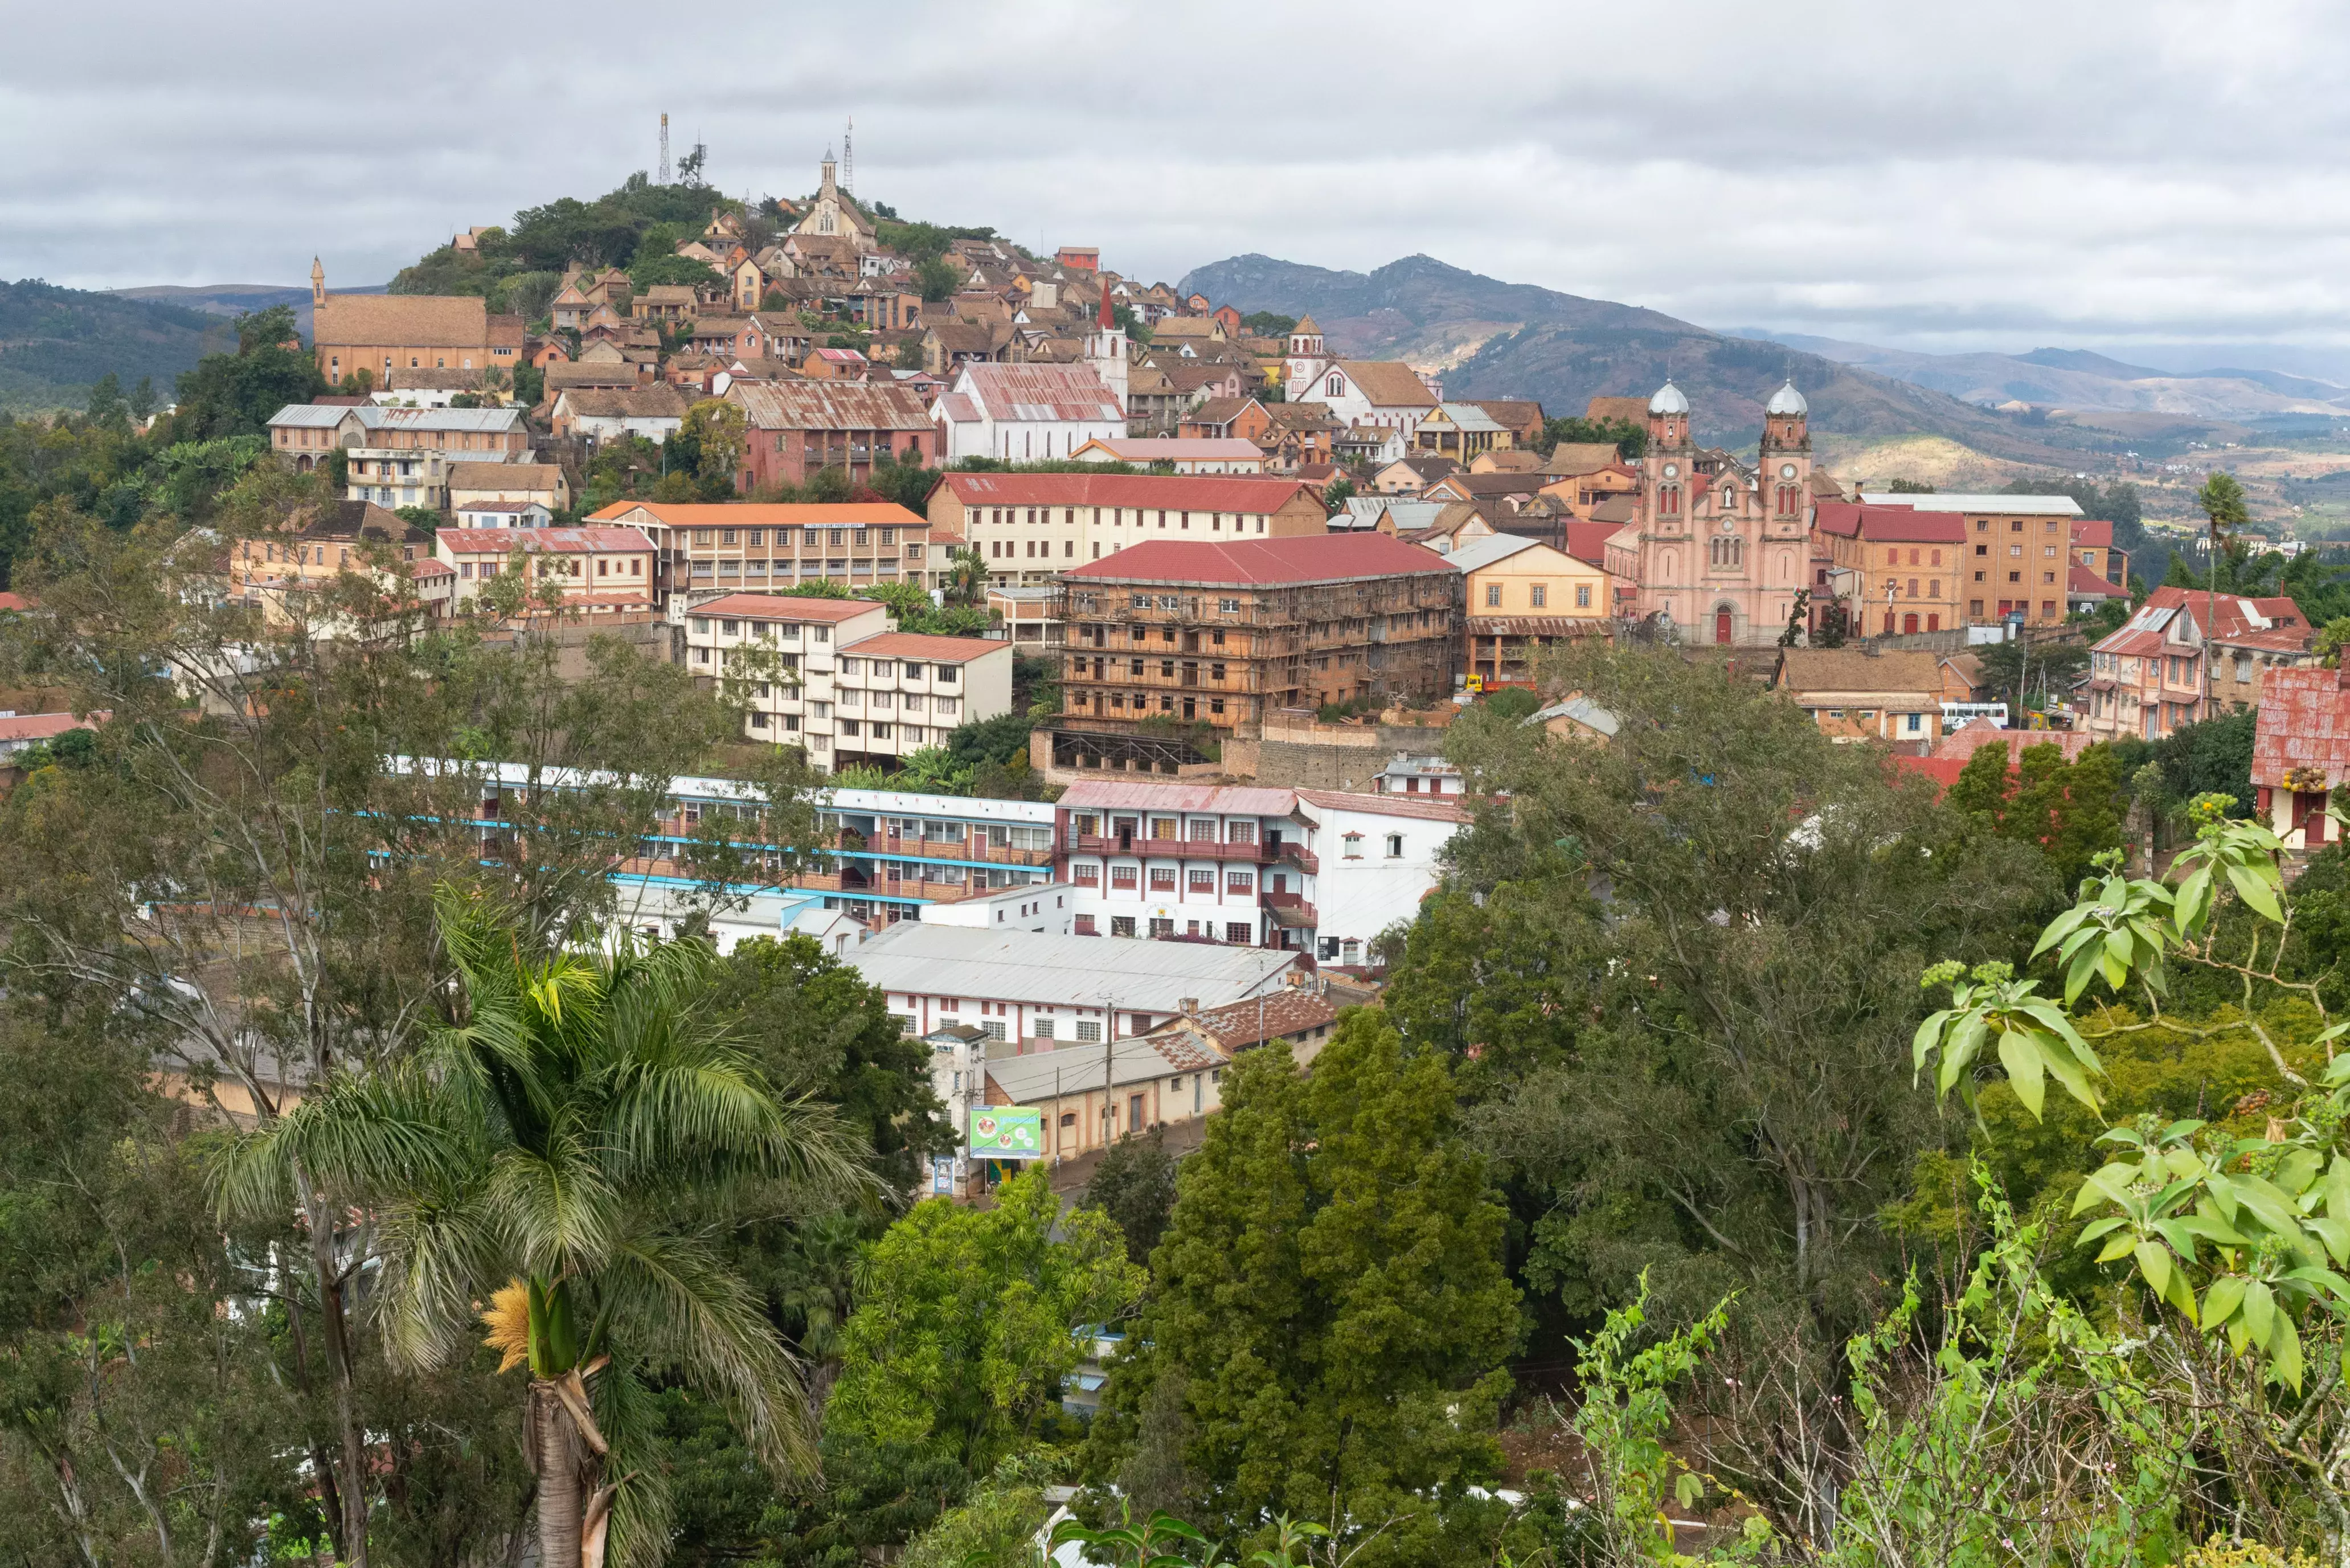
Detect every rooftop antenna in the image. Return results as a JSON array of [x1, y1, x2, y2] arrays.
[[843, 114, 854, 197], [658, 113, 670, 185]]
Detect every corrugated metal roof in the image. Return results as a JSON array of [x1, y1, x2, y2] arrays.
[[951, 363, 1123, 423], [982, 1034, 1223, 1103], [847, 924, 1299, 1012], [1861, 493, 2085, 515], [2254, 665, 2350, 788], [689, 594, 887, 624], [436, 527, 653, 554], [844, 632, 1010, 663]]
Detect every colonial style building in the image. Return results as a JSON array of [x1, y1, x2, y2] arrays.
[[928, 473, 1333, 587], [309, 260, 522, 387], [791, 151, 877, 252], [1606, 380, 1813, 646], [2085, 586, 2315, 742], [591, 500, 934, 602], [723, 380, 935, 491]]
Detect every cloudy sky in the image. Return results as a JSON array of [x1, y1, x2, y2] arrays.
[[10, 0, 2350, 373]]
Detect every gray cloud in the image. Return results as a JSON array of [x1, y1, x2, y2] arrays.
[[8, 0, 2350, 364]]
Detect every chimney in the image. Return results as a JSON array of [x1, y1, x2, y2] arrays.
[[1179, 997, 1198, 1017]]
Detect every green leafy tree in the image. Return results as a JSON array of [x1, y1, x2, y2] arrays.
[[705, 933, 952, 1194], [629, 251, 723, 292], [676, 398, 748, 499], [215, 889, 874, 1568], [942, 546, 989, 607], [1944, 740, 2130, 892], [1080, 1127, 1180, 1265], [1240, 311, 1297, 338], [1092, 1013, 1520, 1565], [915, 257, 960, 302], [1538, 414, 1646, 461], [828, 1167, 1141, 1479]]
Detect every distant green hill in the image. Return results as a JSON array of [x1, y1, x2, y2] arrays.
[[0, 279, 232, 414]]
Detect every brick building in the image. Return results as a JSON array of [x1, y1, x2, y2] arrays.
[[723, 380, 935, 492], [1050, 535, 1460, 766]]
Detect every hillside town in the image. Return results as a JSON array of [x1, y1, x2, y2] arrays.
[[20, 113, 2350, 1568]]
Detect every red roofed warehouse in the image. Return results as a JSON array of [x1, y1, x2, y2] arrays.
[[928, 473, 1333, 589], [1048, 535, 1461, 767]]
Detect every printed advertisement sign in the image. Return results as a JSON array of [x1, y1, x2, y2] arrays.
[[968, 1107, 1044, 1159]]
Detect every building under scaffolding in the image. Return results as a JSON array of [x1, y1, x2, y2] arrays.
[[1047, 535, 1462, 769]]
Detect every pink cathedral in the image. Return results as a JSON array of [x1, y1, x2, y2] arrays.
[[1606, 379, 1815, 646]]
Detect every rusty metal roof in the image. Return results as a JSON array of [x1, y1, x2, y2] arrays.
[[2254, 665, 2350, 788]]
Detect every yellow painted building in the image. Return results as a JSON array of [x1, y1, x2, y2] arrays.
[[1452, 533, 1618, 687]]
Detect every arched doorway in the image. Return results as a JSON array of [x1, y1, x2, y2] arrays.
[[1713, 605, 1734, 645]]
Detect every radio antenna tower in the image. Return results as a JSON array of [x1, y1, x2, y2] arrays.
[[843, 115, 854, 196], [658, 113, 670, 184]]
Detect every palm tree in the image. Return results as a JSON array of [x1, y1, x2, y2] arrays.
[[2195, 470, 2252, 713], [942, 546, 990, 607], [216, 885, 872, 1567]]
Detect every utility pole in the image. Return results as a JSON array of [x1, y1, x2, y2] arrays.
[[843, 114, 854, 198], [658, 113, 670, 185]]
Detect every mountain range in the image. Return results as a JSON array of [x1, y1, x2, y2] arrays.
[[1176, 254, 2109, 466], [1729, 330, 2350, 420]]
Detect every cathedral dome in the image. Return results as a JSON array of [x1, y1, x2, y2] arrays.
[[1765, 379, 1808, 416], [1648, 380, 1689, 415]]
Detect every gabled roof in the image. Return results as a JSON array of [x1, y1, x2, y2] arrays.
[[437, 527, 654, 554], [937, 473, 1318, 513], [948, 363, 1123, 423], [726, 380, 931, 432], [1774, 648, 1952, 697], [1444, 532, 1548, 572], [314, 293, 489, 350], [1334, 361, 1440, 409], [2254, 665, 2350, 787], [1812, 502, 1967, 541], [555, 386, 690, 420], [689, 594, 888, 624], [1061, 535, 1453, 588]]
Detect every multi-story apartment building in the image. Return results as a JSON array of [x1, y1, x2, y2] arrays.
[[926, 474, 1333, 588], [228, 500, 437, 624], [1051, 780, 1464, 962], [1050, 536, 1460, 767], [679, 593, 1013, 769], [1810, 501, 1968, 636], [1857, 492, 2087, 627], [723, 380, 936, 492], [434, 526, 658, 619], [588, 500, 935, 603], [267, 406, 533, 505], [2085, 585, 2315, 742]]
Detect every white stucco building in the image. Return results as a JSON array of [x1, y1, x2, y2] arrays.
[[1050, 781, 1464, 965], [933, 362, 1127, 462]]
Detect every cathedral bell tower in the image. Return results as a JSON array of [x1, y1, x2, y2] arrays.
[[1643, 380, 1693, 531], [1759, 380, 1812, 525], [1088, 281, 1129, 415]]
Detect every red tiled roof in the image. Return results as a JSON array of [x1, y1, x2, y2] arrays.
[[1062, 534, 1451, 587], [2068, 564, 2124, 597], [587, 501, 926, 527], [2094, 585, 2310, 654], [2072, 519, 2115, 548], [0, 710, 105, 743], [844, 631, 1009, 662], [1563, 520, 1619, 567], [1812, 501, 1967, 541], [1929, 717, 2097, 764], [0, 592, 30, 612], [436, 527, 654, 554], [1294, 787, 1468, 822], [691, 594, 887, 624], [1058, 781, 1303, 814], [2254, 665, 2350, 788], [939, 473, 1319, 514]]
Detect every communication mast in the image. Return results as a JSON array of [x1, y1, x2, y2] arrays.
[[658, 113, 670, 185], [843, 115, 854, 196]]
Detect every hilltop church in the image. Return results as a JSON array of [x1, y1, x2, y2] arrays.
[[1603, 379, 1819, 646]]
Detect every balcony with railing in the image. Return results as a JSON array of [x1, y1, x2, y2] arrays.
[[1065, 832, 1274, 863], [1259, 889, 1318, 928]]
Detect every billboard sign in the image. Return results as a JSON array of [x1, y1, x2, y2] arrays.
[[968, 1107, 1044, 1159]]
